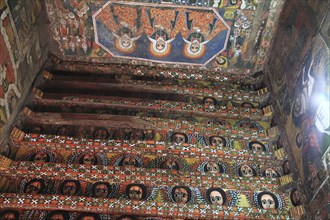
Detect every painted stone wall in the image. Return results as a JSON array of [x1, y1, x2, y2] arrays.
[[265, 0, 330, 219], [0, 0, 49, 152]]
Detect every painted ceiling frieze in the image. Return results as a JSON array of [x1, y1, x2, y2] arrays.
[[3, 162, 280, 191], [93, 2, 230, 65], [45, 0, 281, 71], [0, 193, 287, 219]]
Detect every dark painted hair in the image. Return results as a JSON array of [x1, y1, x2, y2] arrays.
[[45, 210, 70, 220], [0, 210, 20, 220], [78, 153, 98, 165], [282, 160, 290, 175], [24, 178, 46, 194], [77, 212, 101, 220], [118, 156, 139, 167], [290, 188, 302, 206], [203, 161, 224, 173], [241, 102, 254, 108], [116, 215, 137, 220], [93, 127, 110, 139], [30, 152, 50, 162], [238, 165, 257, 177], [248, 141, 266, 151], [202, 96, 217, 105]]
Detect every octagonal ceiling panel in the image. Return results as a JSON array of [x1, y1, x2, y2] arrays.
[[46, 0, 283, 71], [93, 2, 230, 66]]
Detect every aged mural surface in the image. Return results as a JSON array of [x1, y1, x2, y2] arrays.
[[93, 2, 230, 65], [0, 0, 48, 156], [46, 0, 282, 70], [0, 3, 20, 132], [266, 0, 330, 218]]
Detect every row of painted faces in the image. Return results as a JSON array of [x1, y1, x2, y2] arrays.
[[25, 151, 290, 177], [16, 179, 280, 209], [202, 97, 256, 109], [0, 210, 141, 220], [27, 125, 268, 149]]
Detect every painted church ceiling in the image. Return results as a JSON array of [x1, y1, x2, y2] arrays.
[[45, 0, 283, 73]]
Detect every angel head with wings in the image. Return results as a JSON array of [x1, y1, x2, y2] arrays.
[[113, 26, 140, 53], [183, 29, 208, 59], [148, 28, 174, 57]]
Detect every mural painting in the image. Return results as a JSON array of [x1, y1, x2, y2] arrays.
[[93, 2, 230, 65], [44, 0, 282, 70], [0, 10, 20, 128], [267, 0, 316, 111], [0, 0, 47, 139], [264, 0, 329, 217], [0, 0, 322, 218], [284, 33, 330, 202]]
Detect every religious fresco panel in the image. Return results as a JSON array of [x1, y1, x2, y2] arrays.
[[0, 10, 20, 129], [93, 2, 230, 66], [283, 33, 330, 201], [46, 0, 281, 70], [267, 0, 316, 105], [0, 0, 48, 140], [264, 3, 330, 215]]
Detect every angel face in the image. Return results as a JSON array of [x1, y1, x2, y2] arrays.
[[156, 38, 166, 51], [283, 160, 290, 174], [49, 214, 66, 220], [173, 187, 189, 203], [190, 41, 200, 53], [94, 183, 109, 198], [264, 168, 278, 178], [24, 180, 43, 194], [261, 194, 276, 209], [80, 215, 96, 220], [33, 152, 49, 163], [216, 56, 227, 65], [291, 189, 301, 205], [172, 133, 187, 144], [82, 153, 96, 165], [128, 185, 143, 201], [62, 181, 78, 196], [210, 190, 224, 205], [240, 164, 254, 177], [122, 156, 138, 167], [121, 34, 132, 48], [0, 212, 18, 220], [251, 142, 264, 151], [204, 98, 214, 106], [210, 137, 225, 147], [206, 162, 220, 173]]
